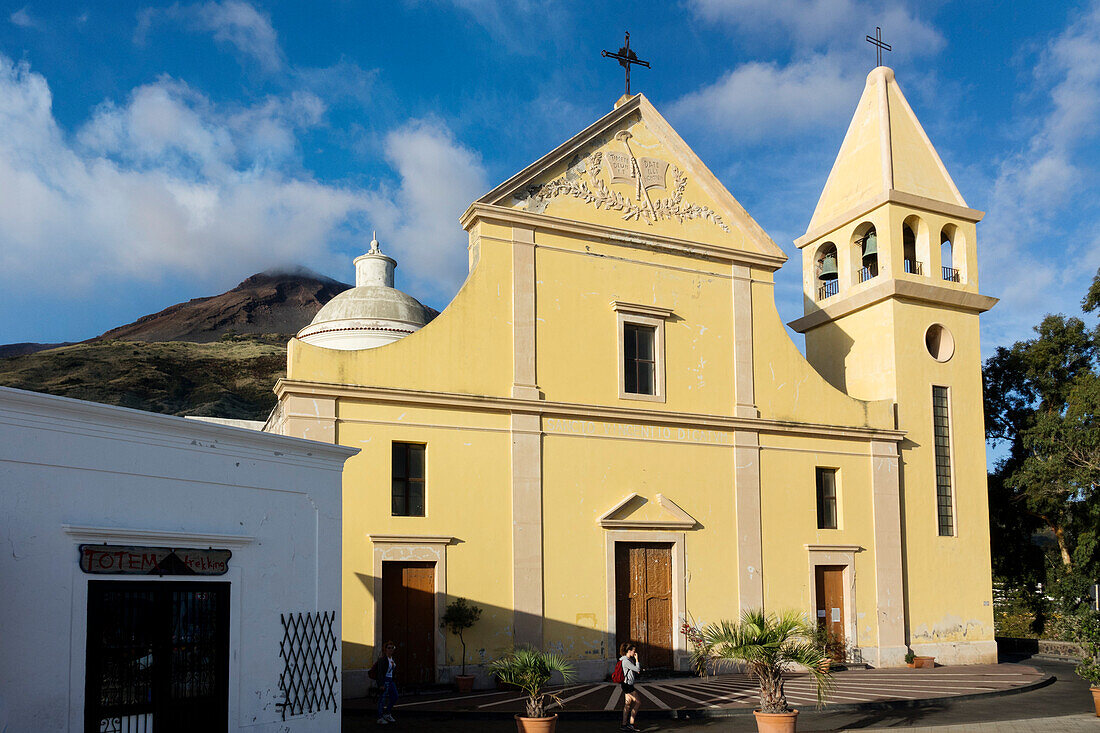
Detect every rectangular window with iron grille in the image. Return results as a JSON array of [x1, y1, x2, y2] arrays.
[[816, 467, 838, 529], [623, 323, 657, 395], [392, 442, 425, 516], [932, 386, 955, 536]]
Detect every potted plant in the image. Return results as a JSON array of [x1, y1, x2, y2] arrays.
[[487, 646, 575, 733], [1075, 612, 1100, 716], [905, 650, 916, 668], [441, 597, 482, 693], [692, 609, 833, 733]]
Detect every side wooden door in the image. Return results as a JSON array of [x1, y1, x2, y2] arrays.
[[381, 562, 436, 686], [815, 565, 846, 660], [615, 543, 673, 670]]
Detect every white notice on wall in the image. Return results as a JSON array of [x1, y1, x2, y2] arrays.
[[831, 608, 841, 623]]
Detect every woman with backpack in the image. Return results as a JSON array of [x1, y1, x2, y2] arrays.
[[615, 641, 642, 732], [370, 641, 399, 725]]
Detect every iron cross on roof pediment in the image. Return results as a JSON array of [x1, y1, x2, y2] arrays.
[[602, 31, 650, 96]]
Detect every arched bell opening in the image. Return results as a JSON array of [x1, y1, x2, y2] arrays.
[[940, 224, 961, 282], [814, 242, 839, 301], [852, 223, 878, 283], [902, 215, 927, 276]]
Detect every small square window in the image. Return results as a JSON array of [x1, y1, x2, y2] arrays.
[[392, 442, 425, 517], [816, 467, 838, 530]]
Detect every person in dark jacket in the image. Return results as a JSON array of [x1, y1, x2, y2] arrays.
[[371, 641, 399, 724], [618, 641, 642, 732]]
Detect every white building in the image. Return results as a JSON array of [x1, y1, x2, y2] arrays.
[[0, 387, 356, 733]]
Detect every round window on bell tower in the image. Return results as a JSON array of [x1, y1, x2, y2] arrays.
[[925, 324, 955, 362]]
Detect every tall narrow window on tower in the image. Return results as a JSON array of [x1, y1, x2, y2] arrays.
[[624, 324, 657, 395], [932, 386, 955, 536]]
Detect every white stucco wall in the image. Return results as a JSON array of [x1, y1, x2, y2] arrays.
[[0, 387, 356, 733]]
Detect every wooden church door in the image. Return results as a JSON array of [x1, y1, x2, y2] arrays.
[[381, 562, 436, 686], [615, 543, 673, 669]]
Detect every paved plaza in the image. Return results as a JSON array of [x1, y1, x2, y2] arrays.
[[345, 658, 1097, 731]]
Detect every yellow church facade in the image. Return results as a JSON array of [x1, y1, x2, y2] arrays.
[[268, 66, 998, 692]]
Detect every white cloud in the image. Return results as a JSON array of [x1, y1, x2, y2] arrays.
[[0, 55, 485, 308], [670, 55, 858, 142], [688, 0, 942, 57], [978, 0, 1100, 348], [137, 1, 283, 71], [10, 6, 36, 28], [362, 120, 489, 301]]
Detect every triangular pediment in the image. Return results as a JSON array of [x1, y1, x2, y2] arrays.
[[478, 94, 784, 260], [807, 67, 968, 233], [598, 492, 698, 530]]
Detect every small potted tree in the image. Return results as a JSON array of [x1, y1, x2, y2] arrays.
[[487, 646, 575, 733], [1075, 612, 1100, 716], [441, 597, 482, 693], [693, 609, 833, 733], [905, 649, 917, 668]]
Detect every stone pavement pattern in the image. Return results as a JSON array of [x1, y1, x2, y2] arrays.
[[344, 659, 1094, 731], [363, 664, 1044, 714]]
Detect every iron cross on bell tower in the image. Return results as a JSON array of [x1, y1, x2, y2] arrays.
[[602, 32, 650, 96], [866, 26, 892, 68]]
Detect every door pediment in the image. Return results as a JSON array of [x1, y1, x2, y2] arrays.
[[598, 492, 698, 530]]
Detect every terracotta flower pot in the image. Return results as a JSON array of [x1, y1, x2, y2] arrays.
[[753, 709, 798, 733], [455, 674, 475, 693], [915, 656, 935, 669], [1091, 687, 1100, 717], [906, 662, 916, 668], [514, 713, 557, 733]]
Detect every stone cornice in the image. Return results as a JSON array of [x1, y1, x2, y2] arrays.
[[461, 203, 787, 271], [787, 278, 999, 333], [62, 525, 257, 546], [795, 189, 985, 249], [274, 378, 904, 442]]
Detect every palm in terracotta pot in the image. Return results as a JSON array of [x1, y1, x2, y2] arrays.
[[692, 609, 833, 733], [441, 597, 482, 693], [487, 646, 575, 733], [1075, 612, 1100, 716]]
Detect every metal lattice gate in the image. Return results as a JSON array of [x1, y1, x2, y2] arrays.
[[85, 581, 229, 733], [277, 611, 339, 720]]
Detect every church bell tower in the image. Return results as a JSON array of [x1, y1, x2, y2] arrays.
[[789, 65, 1000, 662]]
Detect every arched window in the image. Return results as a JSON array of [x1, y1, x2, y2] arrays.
[[815, 242, 839, 301], [903, 223, 920, 274], [941, 225, 960, 282], [853, 223, 878, 283]]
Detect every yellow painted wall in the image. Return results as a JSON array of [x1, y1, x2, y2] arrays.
[[337, 399, 516, 671], [891, 300, 995, 650], [541, 431, 737, 653], [752, 275, 894, 428], [533, 229, 735, 413], [759, 433, 882, 647], [286, 221, 514, 397]]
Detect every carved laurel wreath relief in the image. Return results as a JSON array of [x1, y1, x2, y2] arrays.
[[518, 133, 730, 233]]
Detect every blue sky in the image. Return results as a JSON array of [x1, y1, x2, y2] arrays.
[[0, 0, 1097, 354]]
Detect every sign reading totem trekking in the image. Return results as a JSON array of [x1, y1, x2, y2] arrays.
[[79, 544, 231, 575]]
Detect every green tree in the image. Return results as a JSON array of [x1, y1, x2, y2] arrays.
[[985, 268, 1100, 616]]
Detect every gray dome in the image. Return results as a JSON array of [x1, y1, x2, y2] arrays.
[[309, 285, 428, 328]]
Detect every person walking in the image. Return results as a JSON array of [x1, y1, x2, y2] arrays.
[[370, 641, 399, 725], [618, 642, 642, 732]]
